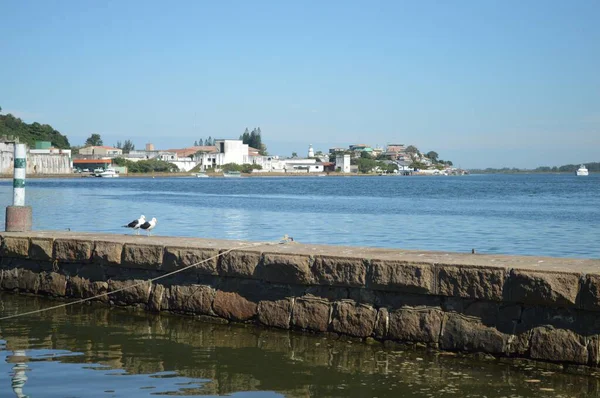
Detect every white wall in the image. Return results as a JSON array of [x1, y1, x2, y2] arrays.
[[335, 154, 351, 173], [0, 143, 72, 174]]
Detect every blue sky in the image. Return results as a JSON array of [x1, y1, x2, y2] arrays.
[[1, 0, 598, 168]]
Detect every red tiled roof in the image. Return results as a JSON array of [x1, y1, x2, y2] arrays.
[[166, 146, 218, 157]]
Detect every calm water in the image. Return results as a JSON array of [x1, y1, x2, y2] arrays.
[[1, 292, 599, 398], [0, 173, 598, 258]]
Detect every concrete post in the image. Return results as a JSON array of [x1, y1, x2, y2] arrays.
[[5, 143, 32, 232]]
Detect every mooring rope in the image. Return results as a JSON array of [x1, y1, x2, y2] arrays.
[[0, 237, 293, 321]]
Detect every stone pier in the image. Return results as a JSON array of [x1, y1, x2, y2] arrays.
[[1, 231, 600, 367]]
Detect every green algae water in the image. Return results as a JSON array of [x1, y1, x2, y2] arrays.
[[0, 293, 598, 397]]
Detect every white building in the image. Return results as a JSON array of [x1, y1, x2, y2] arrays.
[[335, 154, 351, 173], [196, 139, 250, 171]]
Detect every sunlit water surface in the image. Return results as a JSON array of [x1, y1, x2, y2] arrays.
[[0, 173, 598, 258]]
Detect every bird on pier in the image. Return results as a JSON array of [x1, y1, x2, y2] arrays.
[[139, 217, 157, 236], [123, 215, 145, 235]]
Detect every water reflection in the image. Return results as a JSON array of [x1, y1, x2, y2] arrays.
[[0, 293, 599, 397]]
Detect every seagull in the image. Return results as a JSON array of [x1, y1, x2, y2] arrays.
[[139, 217, 157, 236], [123, 215, 145, 235]]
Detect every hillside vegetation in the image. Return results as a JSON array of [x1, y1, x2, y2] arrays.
[[0, 111, 71, 148]]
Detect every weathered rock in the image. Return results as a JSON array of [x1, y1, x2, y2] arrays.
[[388, 308, 443, 344], [54, 239, 92, 263], [530, 327, 588, 364], [438, 265, 505, 301], [440, 313, 508, 354], [373, 307, 389, 339], [588, 335, 600, 366], [258, 298, 293, 328], [369, 260, 434, 294], [218, 250, 261, 278], [66, 276, 109, 302], [213, 291, 257, 321], [29, 237, 53, 261], [292, 297, 331, 332], [122, 244, 163, 269], [1, 268, 20, 290], [93, 241, 123, 265], [38, 271, 67, 296], [580, 275, 600, 311], [331, 301, 377, 337], [163, 247, 218, 275], [108, 279, 152, 305], [261, 253, 313, 285], [508, 269, 580, 307], [1, 236, 29, 258], [148, 284, 165, 312], [18, 269, 40, 293], [312, 256, 366, 287], [166, 285, 215, 315]]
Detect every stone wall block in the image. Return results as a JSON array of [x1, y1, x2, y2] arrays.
[[580, 275, 600, 311], [312, 256, 366, 287], [438, 265, 505, 301], [29, 237, 54, 261], [261, 253, 314, 285], [66, 276, 109, 302], [93, 241, 124, 265], [213, 290, 257, 321], [163, 247, 218, 275], [38, 271, 67, 296], [54, 239, 92, 263], [1, 236, 29, 258], [388, 308, 443, 344], [108, 279, 152, 305], [18, 269, 40, 293], [122, 244, 164, 270], [530, 327, 588, 364], [148, 284, 165, 312], [588, 335, 600, 366], [1, 268, 20, 290], [292, 297, 331, 332], [258, 298, 293, 329], [440, 313, 508, 354], [331, 301, 377, 338], [369, 260, 434, 294], [508, 269, 580, 308], [374, 307, 389, 339], [218, 250, 262, 278], [166, 285, 215, 315]]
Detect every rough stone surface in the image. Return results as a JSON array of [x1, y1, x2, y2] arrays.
[[166, 285, 215, 315], [388, 308, 443, 344], [440, 313, 508, 354], [163, 247, 218, 275], [66, 276, 109, 302], [292, 297, 331, 332], [218, 250, 261, 278], [148, 284, 165, 312], [374, 307, 389, 339], [331, 301, 377, 337], [38, 271, 67, 296], [29, 237, 54, 261], [18, 269, 40, 293], [1, 236, 29, 258], [1, 268, 20, 290], [580, 275, 600, 311], [54, 239, 92, 263], [370, 260, 434, 294], [93, 241, 124, 265], [261, 253, 313, 285], [108, 279, 152, 305], [213, 291, 257, 321], [508, 269, 580, 307], [122, 244, 163, 269], [312, 256, 366, 287], [258, 298, 293, 329], [438, 265, 505, 301], [530, 327, 588, 364]]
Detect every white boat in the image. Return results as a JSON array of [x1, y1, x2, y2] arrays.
[[576, 164, 589, 176], [195, 172, 209, 178], [97, 168, 119, 178], [223, 171, 242, 178]]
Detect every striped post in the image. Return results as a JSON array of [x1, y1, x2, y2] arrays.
[[13, 144, 26, 206], [5, 143, 32, 232]]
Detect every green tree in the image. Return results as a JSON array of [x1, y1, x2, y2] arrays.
[[426, 151, 439, 163], [194, 140, 198, 146], [291, 152, 298, 158], [199, 138, 204, 146], [0, 113, 71, 148], [115, 141, 122, 149], [85, 133, 103, 146], [122, 140, 135, 153]]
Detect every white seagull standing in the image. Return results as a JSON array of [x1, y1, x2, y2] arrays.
[[123, 215, 145, 235], [139, 217, 157, 236]]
